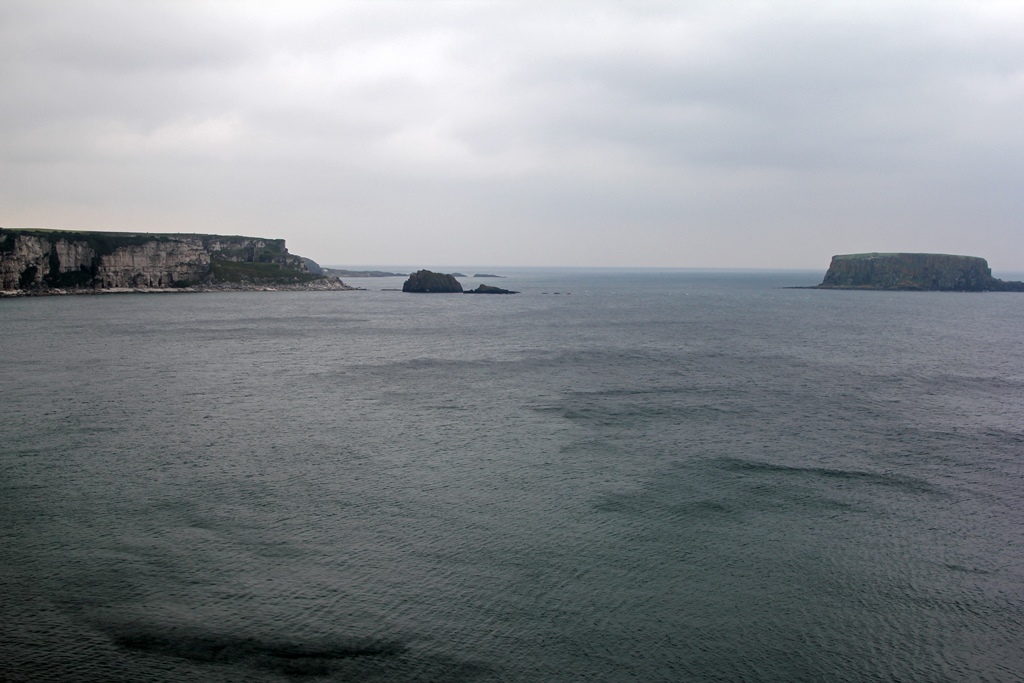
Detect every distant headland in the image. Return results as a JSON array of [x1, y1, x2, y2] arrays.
[[814, 253, 1024, 292], [322, 268, 405, 278], [0, 228, 354, 296]]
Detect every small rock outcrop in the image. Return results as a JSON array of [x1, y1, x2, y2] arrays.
[[402, 270, 463, 293], [817, 253, 1024, 291], [473, 273, 503, 278], [465, 284, 518, 294]]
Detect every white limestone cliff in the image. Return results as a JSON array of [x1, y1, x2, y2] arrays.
[[0, 229, 332, 293]]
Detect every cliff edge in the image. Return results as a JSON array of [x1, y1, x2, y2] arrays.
[[817, 253, 1024, 291], [0, 228, 350, 294]]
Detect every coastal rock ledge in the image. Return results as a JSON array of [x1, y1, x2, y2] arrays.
[[817, 253, 1024, 291]]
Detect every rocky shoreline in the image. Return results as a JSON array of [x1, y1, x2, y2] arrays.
[[0, 278, 358, 297]]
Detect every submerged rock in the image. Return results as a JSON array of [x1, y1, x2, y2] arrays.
[[817, 253, 1024, 291], [402, 270, 463, 293]]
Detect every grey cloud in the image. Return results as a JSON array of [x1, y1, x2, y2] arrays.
[[2, 1, 1023, 269], [494, 8, 1024, 173], [3, 1, 257, 73]]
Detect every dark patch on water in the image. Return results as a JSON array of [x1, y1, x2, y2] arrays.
[[665, 499, 739, 519], [945, 563, 991, 574], [105, 624, 492, 681], [113, 629, 402, 675], [595, 492, 742, 520], [594, 484, 857, 524], [550, 395, 753, 430], [719, 458, 939, 495]]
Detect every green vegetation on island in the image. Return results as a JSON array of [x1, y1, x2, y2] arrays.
[[209, 259, 320, 284]]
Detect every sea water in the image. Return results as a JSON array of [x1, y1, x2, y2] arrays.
[[2, 270, 1023, 682]]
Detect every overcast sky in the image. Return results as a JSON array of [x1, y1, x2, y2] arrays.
[[2, 1, 1022, 270]]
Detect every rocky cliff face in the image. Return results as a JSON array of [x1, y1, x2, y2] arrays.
[[818, 253, 1024, 291], [0, 229, 319, 291], [95, 240, 211, 288]]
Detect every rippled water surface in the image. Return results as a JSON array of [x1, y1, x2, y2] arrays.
[[2, 270, 1024, 682]]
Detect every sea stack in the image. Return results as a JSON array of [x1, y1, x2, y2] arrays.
[[817, 253, 1024, 291], [401, 269, 463, 293]]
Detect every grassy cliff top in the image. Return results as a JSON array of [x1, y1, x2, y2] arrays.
[[832, 252, 981, 260], [1, 227, 275, 241], [1, 228, 287, 259]]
